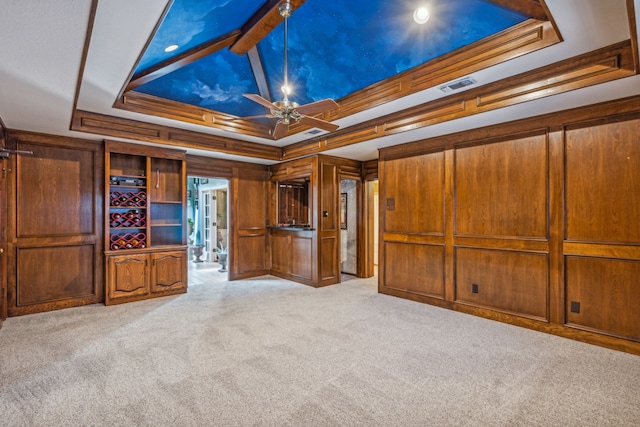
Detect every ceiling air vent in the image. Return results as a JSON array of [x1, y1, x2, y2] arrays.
[[306, 129, 323, 135], [439, 76, 477, 93]]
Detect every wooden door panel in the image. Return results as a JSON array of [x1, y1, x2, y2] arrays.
[[455, 247, 548, 320], [230, 169, 268, 279], [151, 251, 186, 293], [107, 254, 148, 300], [291, 236, 312, 280], [383, 242, 445, 299], [16, 245, 96, 306], [237, 235, 266, 274], [455, 135, 548, 239], [270, 233, 291, 274], [383, 152, 445, 235], [17, 143, 95, 236], [565, 118, 640, 243], [566, 256, 640, 341], [320, 236, 337, 282]]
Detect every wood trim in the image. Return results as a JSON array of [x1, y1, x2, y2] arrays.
[[563, 242, 640, 261], [486, 0, 548, 21], [71, 110, 282, 161], [126, 31, 241, 92], [547, 129, 565, 325], [329, 19, 558, 120], [289, 40, 636, 161], [229, 0, 306, 55], [628, 0, 640, 72], [105, 139, 185, 159], [269, 156, 314, 181], [71, 0, 98, 125], [116, 91, 272, 138], [380, 95, 640, 161], [187, 154, 268, 179], [362, 160, 378, 180], [0, 118, 6, 320]]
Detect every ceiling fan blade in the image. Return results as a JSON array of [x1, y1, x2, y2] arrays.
[[299, 115, 340, 132], [272, 121, 289, 139], [243, 93, 279, 110], [295, 98, 339, 116]]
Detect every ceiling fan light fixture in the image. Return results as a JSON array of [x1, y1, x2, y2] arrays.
[[281, 84, 292, 95], [278, 1, 292, 18], [413, 7, 430, 24]]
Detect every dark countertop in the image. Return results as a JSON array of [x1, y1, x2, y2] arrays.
[[267, 225, 315, 231]]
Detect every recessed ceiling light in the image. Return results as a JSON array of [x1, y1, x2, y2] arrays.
[[164, 44, 179, 53], [413, 7, 430, 24]]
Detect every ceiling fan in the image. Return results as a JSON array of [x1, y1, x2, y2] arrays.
[[240, 0, 340, 139]]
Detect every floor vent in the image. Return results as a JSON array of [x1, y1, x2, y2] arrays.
[[306, 129, 323, 135], [440, 76, 477, 93]]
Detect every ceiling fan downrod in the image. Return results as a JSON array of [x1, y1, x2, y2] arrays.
[[279, 0, 292, 105]]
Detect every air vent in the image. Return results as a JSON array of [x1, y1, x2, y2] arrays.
[[306, 129, 323, 135], [439, 77, 477, 93]]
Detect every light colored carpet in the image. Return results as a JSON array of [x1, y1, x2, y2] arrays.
[[1, 273, 639, 426]]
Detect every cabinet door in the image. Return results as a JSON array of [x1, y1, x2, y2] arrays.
[[106, 254, 149, 303], [150, 250, 186, 294]]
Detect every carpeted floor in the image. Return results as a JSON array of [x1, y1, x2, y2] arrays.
[[1, 271, 639, 426]]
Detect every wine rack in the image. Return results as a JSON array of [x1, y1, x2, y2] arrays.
[[110, 191, 147, 207], [110, 210, 146, 228], [107, 153, 148, 251], [109, 232, 147, 250]]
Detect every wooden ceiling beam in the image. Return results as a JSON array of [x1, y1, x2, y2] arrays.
[[125, 30, 241, 92], [486, 0, 548, 21], [229, 0, 306, 55], [247, 46, 272, 101]]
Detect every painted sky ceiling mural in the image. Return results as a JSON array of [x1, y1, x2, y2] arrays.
[[133, 0, 528, 118]]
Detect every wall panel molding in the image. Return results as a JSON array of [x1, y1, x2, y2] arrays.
[[72, 110, 281, 161]]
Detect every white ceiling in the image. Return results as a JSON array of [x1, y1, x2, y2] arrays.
[[1, 0, 639, 165]]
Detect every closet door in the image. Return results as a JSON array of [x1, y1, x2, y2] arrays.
[[7, 133, 103, 316]]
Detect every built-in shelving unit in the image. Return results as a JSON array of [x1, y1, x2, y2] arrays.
[[104, 141, 187, 305]]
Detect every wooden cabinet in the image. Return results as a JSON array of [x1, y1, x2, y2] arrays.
[[106, 253, 149, 301], [150, 250, 187, 294], [104, 141, 187, 305], [277, 181, 309, 225]]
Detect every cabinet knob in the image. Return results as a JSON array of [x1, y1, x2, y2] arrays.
[[0, 248, 4, 254]]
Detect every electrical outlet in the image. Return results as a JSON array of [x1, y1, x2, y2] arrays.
[[386, 198, 395, 210], [472, 283, 479, 294], [570, 301, 581, 313]]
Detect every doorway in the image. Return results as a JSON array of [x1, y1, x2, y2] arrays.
[[187, 177, 229, 283], [340, 179, 358, 277]]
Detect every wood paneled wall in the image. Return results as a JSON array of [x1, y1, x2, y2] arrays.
[[0, 121, 6, 321], [6, 131, 104, 316], [379, 103, 640, 355]]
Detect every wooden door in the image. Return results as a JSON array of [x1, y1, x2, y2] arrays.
[[202, 190, 217, 261], [150, 250, 187, 294], [7, 133, 103, 315], [106, 253, 149, 303], [229, 168, 268, 280]]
